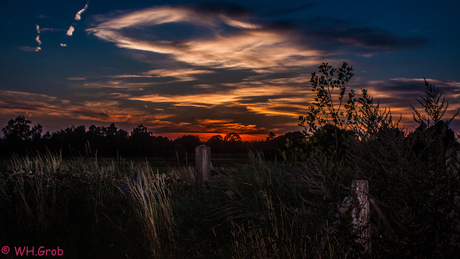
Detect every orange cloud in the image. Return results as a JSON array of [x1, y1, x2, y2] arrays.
[[127, 84, 305, 108], [87, 6, 322, 71], [66, 26, 75, 36], [111, 69, 214, 82], [74, 2, 89, 21], [0, 90, 173, 126]]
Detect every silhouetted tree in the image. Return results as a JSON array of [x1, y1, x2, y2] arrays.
[[1, 115, 42, 154], [207, 135, 224, 154], [224, 132, 242, 142], [208, 135, 223, 142], [224, 132, 242, 154], [2, 115, 41, 142], [131, 124, 149, 138], [174, 135, 202, 154], [88, 125, 103, 136], [131, 124, 152, 155], [299, 62, 354, 135], [100, 123, 129, 156], [407, 79, 460, 163], [150, 135, 172, 156], [106, 123, 118, 136], [49, 125, 87, 155], [411, 78, 459, 127], [266, 132, 276, 141], [308, 123, 353, 160], [42, 131, 51, 140], [297, 62, 396, 160]]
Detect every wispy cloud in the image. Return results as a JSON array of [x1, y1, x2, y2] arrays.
[[0, 90, 67, 115], [112, 69, 214, 82], [66, 26, 75, 36], [25, 24, 67, 52], [60, 1, 89, 45], [127, 84, 309, 111], [87, 5, 321, 71], [87, 4, 428, 72], [20, 46, 38, 52], [34, 24, 42, 51], [37, 27, 62, 32], [307, 26, 429, 56], [0, 90, 172, 125], [75, 1, 89, 21], [194, 119, 259, 132], [35, 35, 42, 46]]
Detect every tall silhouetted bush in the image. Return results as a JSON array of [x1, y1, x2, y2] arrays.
[[1, 115, 43, 155]]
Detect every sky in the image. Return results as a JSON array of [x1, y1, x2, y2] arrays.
[[1, 0, 460, 141]]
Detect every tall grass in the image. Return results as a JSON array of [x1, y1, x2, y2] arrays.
[[0, 150, 358, 258], [1, 143, 458, 258], [127, 164, 178, 257], [0, 152, 129, 257]]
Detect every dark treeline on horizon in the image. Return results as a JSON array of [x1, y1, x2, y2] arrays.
[[0, 115, 303, 159], [1, 111, 460, 163]]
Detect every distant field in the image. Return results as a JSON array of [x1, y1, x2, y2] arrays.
[[0, 153, 251, 174]]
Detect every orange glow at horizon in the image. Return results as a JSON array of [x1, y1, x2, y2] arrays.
[[158, 132, 271, 142]]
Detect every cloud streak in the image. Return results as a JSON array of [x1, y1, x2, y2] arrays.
[[112, 69, 214, 82], [34, 24, 41, 51], [35, 35, 42, 45], [66, 26, 75, 36], [307, 26, 429, 56], [0, 90, 172, 126], [87, 4, 428, 72], [61, 1, 89, 45], [75, 1, 89, 21], [87, 5, 321, 71]]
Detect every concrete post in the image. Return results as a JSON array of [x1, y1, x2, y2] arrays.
[[352, 180, 371, 254], [195, 145, 211, 188]]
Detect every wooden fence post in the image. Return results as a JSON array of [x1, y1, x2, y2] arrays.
[[195, 145, 211, 188], [351, 180, 371, 254]]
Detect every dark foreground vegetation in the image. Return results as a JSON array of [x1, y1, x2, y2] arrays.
[[1, 63, 460, 258]]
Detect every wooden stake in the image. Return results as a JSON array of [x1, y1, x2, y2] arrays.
[[195, 145, 211, 188], [352, 180, 371, 254]]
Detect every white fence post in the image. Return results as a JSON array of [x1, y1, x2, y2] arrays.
[[351, 180, 371, 254], [195, 145, 211, 188]]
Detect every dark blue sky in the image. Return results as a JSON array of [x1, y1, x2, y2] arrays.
[[1, 0, 459, 140]]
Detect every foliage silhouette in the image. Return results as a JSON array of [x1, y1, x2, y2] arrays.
[[411, 78, 459, 127], [224, 132, 242, 142], [2, 115, 42, 142], [299, 62, 354, 135], [174, 135, 202, 154], [297, 62, 398, 162], [1, 115, 42, 154], [206, 135, 224, 154]]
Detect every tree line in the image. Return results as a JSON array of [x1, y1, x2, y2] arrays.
[[0, 117, 300, 158]]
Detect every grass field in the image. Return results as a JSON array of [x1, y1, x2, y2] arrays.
[[0, 148, 459, 258]]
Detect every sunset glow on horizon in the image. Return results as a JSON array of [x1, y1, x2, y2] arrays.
[[1, 0, 459, 141]]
